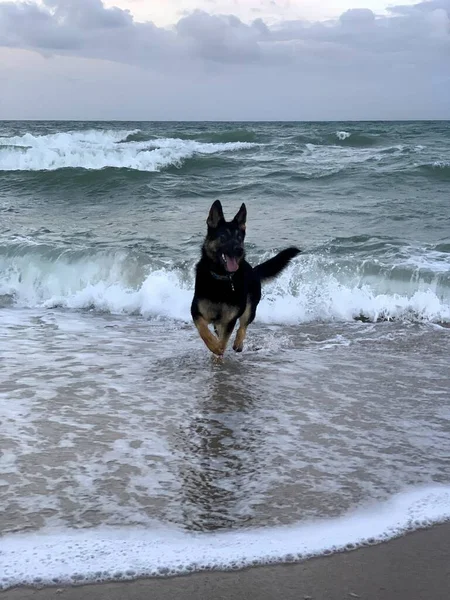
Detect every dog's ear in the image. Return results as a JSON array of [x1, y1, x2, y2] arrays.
[[233, 203, 247, 231], [207, 200, 225, 229]]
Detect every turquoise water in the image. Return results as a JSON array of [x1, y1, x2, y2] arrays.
[[1, 121, 449, 318]]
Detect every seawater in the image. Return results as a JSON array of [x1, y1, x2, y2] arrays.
[[1, 120, 449, 589]]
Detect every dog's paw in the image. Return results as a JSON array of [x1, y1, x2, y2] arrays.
[[210, 342, 226, 356], [232, 342, 243, 353]]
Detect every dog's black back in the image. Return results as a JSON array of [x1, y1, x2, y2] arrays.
[[191, 200, 300, 356]]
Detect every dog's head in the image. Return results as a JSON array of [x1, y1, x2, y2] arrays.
[[203, 200, 247, 273]]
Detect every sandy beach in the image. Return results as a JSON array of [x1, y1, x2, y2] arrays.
[[3, 522, 449, 600]]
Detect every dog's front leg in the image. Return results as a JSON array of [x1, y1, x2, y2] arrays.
[[193, 316, 226, 356], [233, 301, 256, 353], [216, 318, 238, 354]]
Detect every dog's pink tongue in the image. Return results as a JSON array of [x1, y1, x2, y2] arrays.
[[225, 256, 239, 272]]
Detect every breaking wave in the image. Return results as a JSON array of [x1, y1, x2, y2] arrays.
[[0, 129, 259, 171], [1, 244, 449, 323], [0, 126, 443, 181]]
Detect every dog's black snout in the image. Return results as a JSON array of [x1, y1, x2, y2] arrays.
[[223, 241, 244, 258]]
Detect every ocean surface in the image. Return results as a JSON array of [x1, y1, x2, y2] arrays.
[[1, 120, 450, 588]]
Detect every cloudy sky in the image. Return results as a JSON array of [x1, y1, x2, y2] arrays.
[[0, 0, 448, 120]]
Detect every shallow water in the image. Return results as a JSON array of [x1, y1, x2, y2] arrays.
[[2, 309, 449, 535]]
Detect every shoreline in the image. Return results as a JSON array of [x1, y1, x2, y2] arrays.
[[3, 522, 450, 600]]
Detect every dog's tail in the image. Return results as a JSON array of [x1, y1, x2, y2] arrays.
[[254, 247, 301, 283]]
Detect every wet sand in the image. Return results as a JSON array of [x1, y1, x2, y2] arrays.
[[3, 522, 450, 600]]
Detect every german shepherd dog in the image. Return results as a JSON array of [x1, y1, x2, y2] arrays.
[[191, 200, 301, 356]]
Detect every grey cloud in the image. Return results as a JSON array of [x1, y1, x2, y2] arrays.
[[0, 1, 71, 49], [0, 0, 449, 67], [176, 10, 263, 62], [389, 0, 450, 14], [340, 8, 376, 23], [339, 8, 376, 27], [0, 0, 186, 66], [43, 0, 133, 29]]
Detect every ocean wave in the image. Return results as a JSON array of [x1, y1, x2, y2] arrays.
[[127, 129, 263, 144], [332, 131, 381, 147], [0, 129, 259, 172], [120, 130, 153, 143], [291, 131, 382, 148], [434, 242, 450, 254], [1, 246, 449, 323], [198, 129, 261, 144], [418, 161, 450, 180], [1, 485, 450, 590], [295, 143, 399, 178]]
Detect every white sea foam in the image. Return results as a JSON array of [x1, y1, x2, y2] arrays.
[[0, 129, 140, 148], [1, 251, 449, 323], [298, 142, 398, 178], [1, 485, 449, 590], [336, 130, 351, 140], [401, 248, 450, 273], [0, 129, 258, 171]]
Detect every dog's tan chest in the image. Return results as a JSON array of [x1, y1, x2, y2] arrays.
[[198, 299, 240, 324]]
